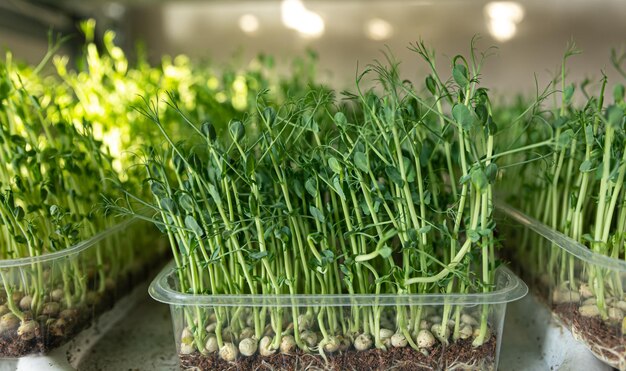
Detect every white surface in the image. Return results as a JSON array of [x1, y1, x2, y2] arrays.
[[499, 294, 610, 371]]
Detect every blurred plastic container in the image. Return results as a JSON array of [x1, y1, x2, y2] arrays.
[[497, 203, 626, 370], [150, 263, 527, 371], [0, 218, 165, 358]]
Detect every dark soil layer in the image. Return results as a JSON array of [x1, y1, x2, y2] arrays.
[[180, 336, 497, 371], [554, 303, 625, 365], [0, 247, 169, 357]]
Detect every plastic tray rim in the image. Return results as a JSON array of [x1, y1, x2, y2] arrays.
[[496, 202, 626, 272], [0, 217, 137, 268], [149, 262, 528, 307]]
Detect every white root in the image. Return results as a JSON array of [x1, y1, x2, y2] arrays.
[[614, 301, 626, 312], [298, 314, 313, 331], [19, 296, 32, 311], [579, 284, 593, 299], [259, 336, 276, 356], [205, 335, 218, 353], [431, 324, 450, 344], [239, 337, 258, 357], [391, 333, 408, 348], [17, 320, 38, 340], [472, 327, 492, 342], [240, 327, 255, 340], [608, 307, 624, 322], [552, 288, 580, 304], [461, 314, 478, 326], [379, 328, 393, 347], [354, 333, 373, 351], [337, 335, 351, 351], [11, 291, 23, 303], [582, 298, 597, 306], [416, 329, 436, 349], [205, 323, 217, 333], [50, 318, 67, 337], [42, 302, 60, 317], [219, 342, 238, 361], [300, 330, 318, 347], [579, 305, 601, 317], [180, 342, 195, 355], [51, 289, 64, 302], [459, 324, 473, 340], [280, 335, 296, 353], [0, 313, 20, 333], [323, 336, 340, 353]]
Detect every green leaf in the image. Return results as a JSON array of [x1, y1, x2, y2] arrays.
[[479, 228, 493, 237], [584, 125, 594, 147], [50, 205, 60, 217], [557, 129, 574, 148], [332, 176, 346, 201], [229, 120, 245, 142], [614, 84, 625, 103], [579, 160, 594, 173], [607, 105, 624, 128], [452, 64, 469, 88], [470, 167, 488, 191], [263, 107, 276, 126], [13, 206, 24, 221], [486, 117, 497, 135], [309, 205, 326, 223], [354, 151, 369, 172], [553, 117, 568, 129], [177, 193, 195, 214], [485, 163, 498, 184], [160, 198, 179, 215], [334, 112, 347, 127], [468, 230, 480, 243], [385, 166, 404, 187], [185, 215, 203, 236], [206, 183, 222, 206], [274, 226, 291, 243], [459, 174, 471, 185], [201, 122, 216, 141], [564, 84, 575, 104], [425, 75, 437, 95], [248, 193, 258, 211], [246, 153, 256, 178], [452, 104, 474, 130], [378, 246, 393, 259], [305, 178, 317, 198], [328, 157, 342, 174], [475, 104, 488, 124], [249, 251, 268, 261], [150, 182, 167, 198], [418, 225, 432, 234]]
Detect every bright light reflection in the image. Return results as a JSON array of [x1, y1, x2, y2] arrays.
[[366, 18, 393, 41], [281, 0, 325, 38], [239, 14, 260, 34], [484, 1, 525, 42]]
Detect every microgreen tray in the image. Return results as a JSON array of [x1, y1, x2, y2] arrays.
[[150, 262, 527, 370], [497, 203, 626, 369], [0, 217, 164, 358]]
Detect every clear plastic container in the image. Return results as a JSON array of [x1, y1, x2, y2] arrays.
[[0, 218, 165, 358], [150, 263, 527, 371], [497, 203, 626, 369]]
